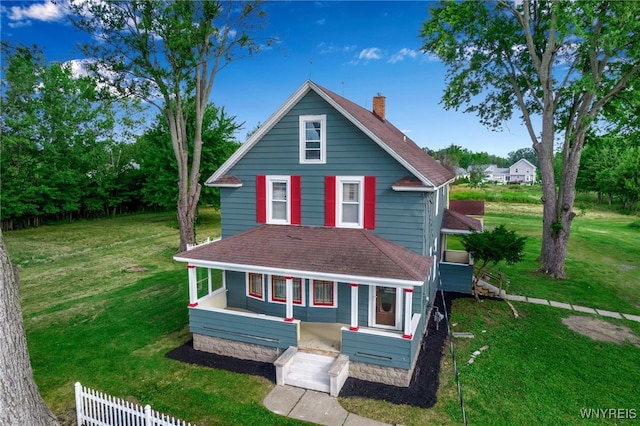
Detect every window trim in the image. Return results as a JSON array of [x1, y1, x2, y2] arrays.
[[266, 175, 291, 225], [311, 280, 337, 308], [336, 176, 364, 228], [299, 115, 327, 164], [269, 275, 305, 306], [246, 273, 264, 301]]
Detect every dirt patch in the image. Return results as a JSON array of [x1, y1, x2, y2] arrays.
[[124, 265, 148, 272], [562, 315, 640, 348]]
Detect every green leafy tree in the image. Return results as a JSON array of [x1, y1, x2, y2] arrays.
[[69, 0, 269, 251], [462, 225, 527, 293], [468, 165, 486, 188], [1, 43, 118, 228], [421, 1, 640, 278], [138, 104, 241, 210], [507, 148, 538, 168]]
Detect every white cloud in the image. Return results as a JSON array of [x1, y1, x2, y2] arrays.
[[317, 42, 357, 55], [388, 48, 418, 64], [358, 47, 382, 60], [316, 18, 325, 26], [8, 1, 68, 23]]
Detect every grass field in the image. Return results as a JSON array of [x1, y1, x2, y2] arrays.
[[4, 187, 640, 425]]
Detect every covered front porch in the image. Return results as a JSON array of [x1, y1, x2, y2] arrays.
[[173, 224, 434, 388]]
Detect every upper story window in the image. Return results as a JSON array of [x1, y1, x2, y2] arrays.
[[256, 175, 301, 225], [338, 177, 364, 228], [268, 176, 290, 224], [324, 176, 376, 229], [299, 115, 326, 164]]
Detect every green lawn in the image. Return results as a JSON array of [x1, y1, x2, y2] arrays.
[[4, 192, 640, 425]]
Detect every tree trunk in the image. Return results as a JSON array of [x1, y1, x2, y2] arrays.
[[0, 231, 59, 426]]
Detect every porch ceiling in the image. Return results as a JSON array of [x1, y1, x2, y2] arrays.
[[174, 225, 433, 286]]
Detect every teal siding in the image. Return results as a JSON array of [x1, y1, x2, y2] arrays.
[[440, 263, 473, 294], [220, 90, 426, 254], [189, 308, 298, 349], [342, 329, 413, 369]]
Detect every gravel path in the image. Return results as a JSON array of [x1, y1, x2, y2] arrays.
[[166, 292, 464, 409]]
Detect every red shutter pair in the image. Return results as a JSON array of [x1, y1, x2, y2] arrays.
[[324, 176, 376, 229], [256, 176, 301, 225]]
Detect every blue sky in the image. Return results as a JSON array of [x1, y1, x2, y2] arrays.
[[2, 0, 533, 157]]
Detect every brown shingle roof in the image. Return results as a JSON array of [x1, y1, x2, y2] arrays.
[[315, 83, 454, 187], [206, 81, 455, 188], [175, 225, 433, 285], [449, 200, 485, 216], [443, 209, 482, 232], [208, 175, 243, 186]]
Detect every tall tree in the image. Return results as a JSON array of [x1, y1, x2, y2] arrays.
[[138, 104, 240, 210], [68, 0, 269, 251], [0, 231, 58, 425], [1, 43, 118, 229], [421, 0, 640, 278]]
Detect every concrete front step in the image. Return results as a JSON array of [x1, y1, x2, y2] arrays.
[[285, 351, 335, 393]]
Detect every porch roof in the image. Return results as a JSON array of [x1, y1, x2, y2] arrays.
[[174, 225, 433, 287], [442, 209, 482, 234]]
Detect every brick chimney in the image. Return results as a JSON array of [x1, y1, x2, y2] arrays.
[[373, 94, 386, 121]]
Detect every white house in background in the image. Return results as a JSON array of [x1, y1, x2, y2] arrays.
[[481, 165, 511, 184], [472, 159, 537, 185], [508, 158, 537, 184]]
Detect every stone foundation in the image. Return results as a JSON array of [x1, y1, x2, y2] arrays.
[[348, 361, 415, 387], [193, 333, 282, 363]]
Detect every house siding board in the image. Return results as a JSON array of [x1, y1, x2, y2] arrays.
[[225, 270, 248, 309], [341, 330, 412, 369], [219, 91, 426, 253], [189, 308, 298, 349], [440, 263, 473, 294]]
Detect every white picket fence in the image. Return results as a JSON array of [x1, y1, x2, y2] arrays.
[[75, 382, 195, 426]]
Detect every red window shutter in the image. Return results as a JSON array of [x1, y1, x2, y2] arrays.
[[256, 175, 266, 223], [324, 176, 336, 227], [364, 176, 376, 229], [291, 176, 301, 225]]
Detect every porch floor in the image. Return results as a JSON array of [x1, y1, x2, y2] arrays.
[[299, 322, 344, 354]]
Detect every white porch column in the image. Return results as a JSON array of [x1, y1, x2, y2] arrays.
[[284, 276, 294, 322], [188, 265, 198, 307], [349, 283, 359, 331], [403, 288, 413, 339]]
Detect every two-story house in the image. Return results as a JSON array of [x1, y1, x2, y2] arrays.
[[173, 81, 476, 395]]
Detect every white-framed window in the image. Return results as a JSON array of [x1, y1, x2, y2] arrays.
[[311, 280, 337, 308], [269, 275, 304, 305], [299, 115, 326, 164], [246, 273, 264, 301], [337, 176, 364, 228], [267, 176, 290, 224]]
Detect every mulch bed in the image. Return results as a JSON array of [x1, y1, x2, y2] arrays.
[[166, 291, 468, 408]]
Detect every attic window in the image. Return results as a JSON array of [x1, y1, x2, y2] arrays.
[[299, 115, 326, 164]]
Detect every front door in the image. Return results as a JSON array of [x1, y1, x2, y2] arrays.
[[376, 286, 396, 326]]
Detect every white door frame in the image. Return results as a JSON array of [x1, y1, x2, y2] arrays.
[[368, 285, 403, 331]]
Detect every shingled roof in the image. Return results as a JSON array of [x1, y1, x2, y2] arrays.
[[206, 80, 454, 189], [174, 225, 433, 287], [442, 209, 482, 233]]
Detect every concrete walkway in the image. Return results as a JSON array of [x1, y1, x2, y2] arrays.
[[504, 294, 640, 322], [264, 385, 391, 426], [263, 295, 640, 426]]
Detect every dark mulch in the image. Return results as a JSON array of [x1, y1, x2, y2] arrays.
[[166, 291, 468, 409]]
